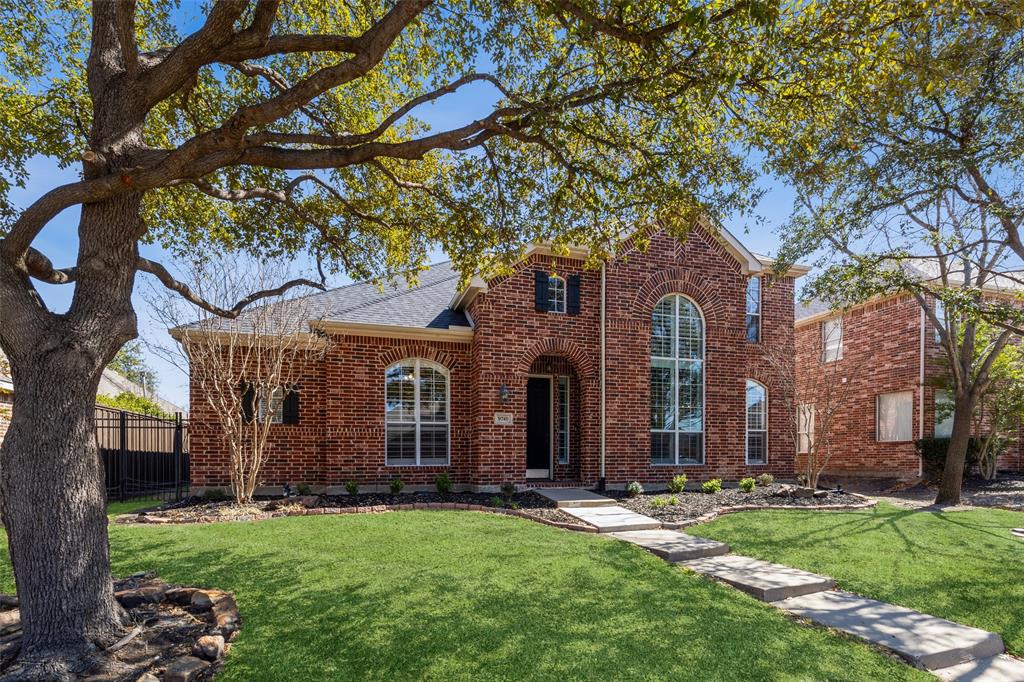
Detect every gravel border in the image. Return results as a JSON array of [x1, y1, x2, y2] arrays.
[[661, 493, 877, 529]]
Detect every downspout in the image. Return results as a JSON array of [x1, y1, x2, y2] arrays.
[[918, 306, 925, 478], [599, 262, 607, 490]]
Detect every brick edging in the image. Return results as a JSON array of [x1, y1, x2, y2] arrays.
[[660, 493, 878, 529], [114, 502, 599, 533]]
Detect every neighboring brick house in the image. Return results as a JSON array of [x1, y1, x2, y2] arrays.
[[794, 294, 1024, 480], [188, 224, 809, 493]]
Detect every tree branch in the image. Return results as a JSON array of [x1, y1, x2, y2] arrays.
[[138, 256, 325, 318]]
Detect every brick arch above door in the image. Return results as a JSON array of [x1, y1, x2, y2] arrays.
[[516, 337, 596, 381]]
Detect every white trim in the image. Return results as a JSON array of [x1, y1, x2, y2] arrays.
[[547, 274, 567, 314], [744, 379, 768, 465], [745, 275, 761, 343], [650, 293, 706, 466], [384, 358, 451, 466], [556, 375, 570, 465], [314, 320, 473, 343]]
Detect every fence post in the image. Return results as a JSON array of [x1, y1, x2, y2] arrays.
[[174, 412, 183, 501], [118, 410, 128, 502]]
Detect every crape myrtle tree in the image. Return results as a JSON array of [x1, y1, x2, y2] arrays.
[[765, 2, 1024, 505], [0, 0, 901, 676]]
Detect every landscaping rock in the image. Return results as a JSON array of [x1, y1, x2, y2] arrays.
[[792, 487, 816, 498], [190, 589, 222, 611], [136, 674, 159, 682], [115, 585, 167, 609], [212, 594, 240, 637], [0, 610, 18, 629], [165, 586, 198, 605], [164, 655, 209, 682], [192, 634, 225, 661], [813, 490, 829, 499], [0, 596, 18, 609]]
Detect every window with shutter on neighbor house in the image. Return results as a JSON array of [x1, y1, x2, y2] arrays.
[[385, 359, 449, 466], [745, 276, 761, 342], [877, 390, 914, 442], [822, 318, 843, 362], [243, 383, 299, 425]]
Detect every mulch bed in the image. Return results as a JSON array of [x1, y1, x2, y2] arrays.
[[0, 574, 238, 681], [610, 484, 874, 526], [117, 491, 589, 530]]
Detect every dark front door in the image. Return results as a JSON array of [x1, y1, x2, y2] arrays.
[[526, 377, 552, 477]]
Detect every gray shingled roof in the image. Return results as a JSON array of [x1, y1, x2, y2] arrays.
[[301, 261, 469, 329], [795, 298, 832, 321]]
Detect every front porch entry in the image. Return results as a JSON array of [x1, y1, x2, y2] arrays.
[[525, 376, 552, 479]]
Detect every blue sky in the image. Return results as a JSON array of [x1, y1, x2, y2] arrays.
[[14, 16, 799, 409]]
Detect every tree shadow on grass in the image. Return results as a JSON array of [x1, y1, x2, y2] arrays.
[[108, 513, 929, 681]]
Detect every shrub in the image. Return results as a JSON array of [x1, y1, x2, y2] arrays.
[[626, 481, 644, 497], [668, 496, 679, 505], [500, 481, 516, 499], [435, 473, 453, 494], [915, 437, 983, 481], [202, 488, 228, 502], [296, 483, 312, 496], [738, 477, 756, 493], [650, 496, 669, 509], [488, 495, 504, 507], [755, 473, 774, 487], [344, 480, 359, 496], [667, 474, 688, 494], [389, 478, 405, 495], [508, 502, 521, 510], [701, 479, 722, 494]]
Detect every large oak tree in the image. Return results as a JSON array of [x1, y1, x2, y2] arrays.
[[0, 0, 900, 677]]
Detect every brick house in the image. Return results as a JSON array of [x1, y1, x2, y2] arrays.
[[188, 224, 809, 493], [794, 294, 1024, 480]]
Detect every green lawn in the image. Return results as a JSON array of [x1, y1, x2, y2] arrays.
[[696, 502, 1024, 658], [2, 511, 927, 681]]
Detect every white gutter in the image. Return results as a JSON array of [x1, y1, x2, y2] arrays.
[[600, 262, 607, 486], [918, 306, 925, 477]]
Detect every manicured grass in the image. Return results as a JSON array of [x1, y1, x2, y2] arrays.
[[1, 512, 928, 681], [695, 502, 1024, 657], [106, 498, 162, 517]]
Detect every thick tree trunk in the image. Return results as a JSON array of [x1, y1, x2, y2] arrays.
[[0, 353, 126, 679], [935, 392, 976, 505]]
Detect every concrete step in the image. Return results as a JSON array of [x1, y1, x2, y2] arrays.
[[681, 555, 834, 602], [935, 654, 1024, 681], [533, 488, 617, 508], [560, 505, 661, 532], [778, 590, 1004, 671], [610, 529, 730, 562]]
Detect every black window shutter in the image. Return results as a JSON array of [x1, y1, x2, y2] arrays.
[[240, 382, 256, 423], [567, 274, 581, 315], [534, 270, 549, 312], [282, 386, 300, 425]]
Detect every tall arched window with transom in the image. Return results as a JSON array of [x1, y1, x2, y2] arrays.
[[650, 295, 704, 465]]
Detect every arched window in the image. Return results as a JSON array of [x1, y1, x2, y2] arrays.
[[548, 275, 567, 313], [385, 359, 449, 466], [650, 295, 704, 465], [746, 380, 767, 465]]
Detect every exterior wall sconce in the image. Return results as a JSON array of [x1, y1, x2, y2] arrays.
[[498, 384, 512, 404]]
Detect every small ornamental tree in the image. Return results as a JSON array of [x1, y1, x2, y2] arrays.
[[765, 314, 864, 489], [152, 259, 328, 504]]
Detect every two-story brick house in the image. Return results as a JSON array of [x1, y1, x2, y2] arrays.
[[794, 294, 1024, 480], [188, 224, 808, 493]]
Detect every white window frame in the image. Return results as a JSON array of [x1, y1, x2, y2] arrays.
[[797, 403, 815, 454], [257, 387, 284, 424], [745, 379, 768, 465], [385, 358, 451, 466], [650, 294, 705, 466], [745, 276, 761, 343], [876, 390, 914, 443], [557, 376, 570, 465], [822, 318, 843, 362], [934, 389, 954, 438], [547, 275, 566, 314]]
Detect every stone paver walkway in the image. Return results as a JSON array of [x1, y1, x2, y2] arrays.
[[602, 520, 1022, 681], [610, 529, 729, 562], [534, 488, 616, 508], [560, 504, 660, 532], [681, 555, 835, 602], [779, 590, 1005, 671]]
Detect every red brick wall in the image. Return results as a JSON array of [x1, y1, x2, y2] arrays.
[[189, 225, 799, 491]]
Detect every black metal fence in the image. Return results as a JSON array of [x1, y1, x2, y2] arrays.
[[95, 405, 189, 502]]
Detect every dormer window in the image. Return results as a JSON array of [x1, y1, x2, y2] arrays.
[[548, 275, 566, 313], [534, 270, 580, 314]]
